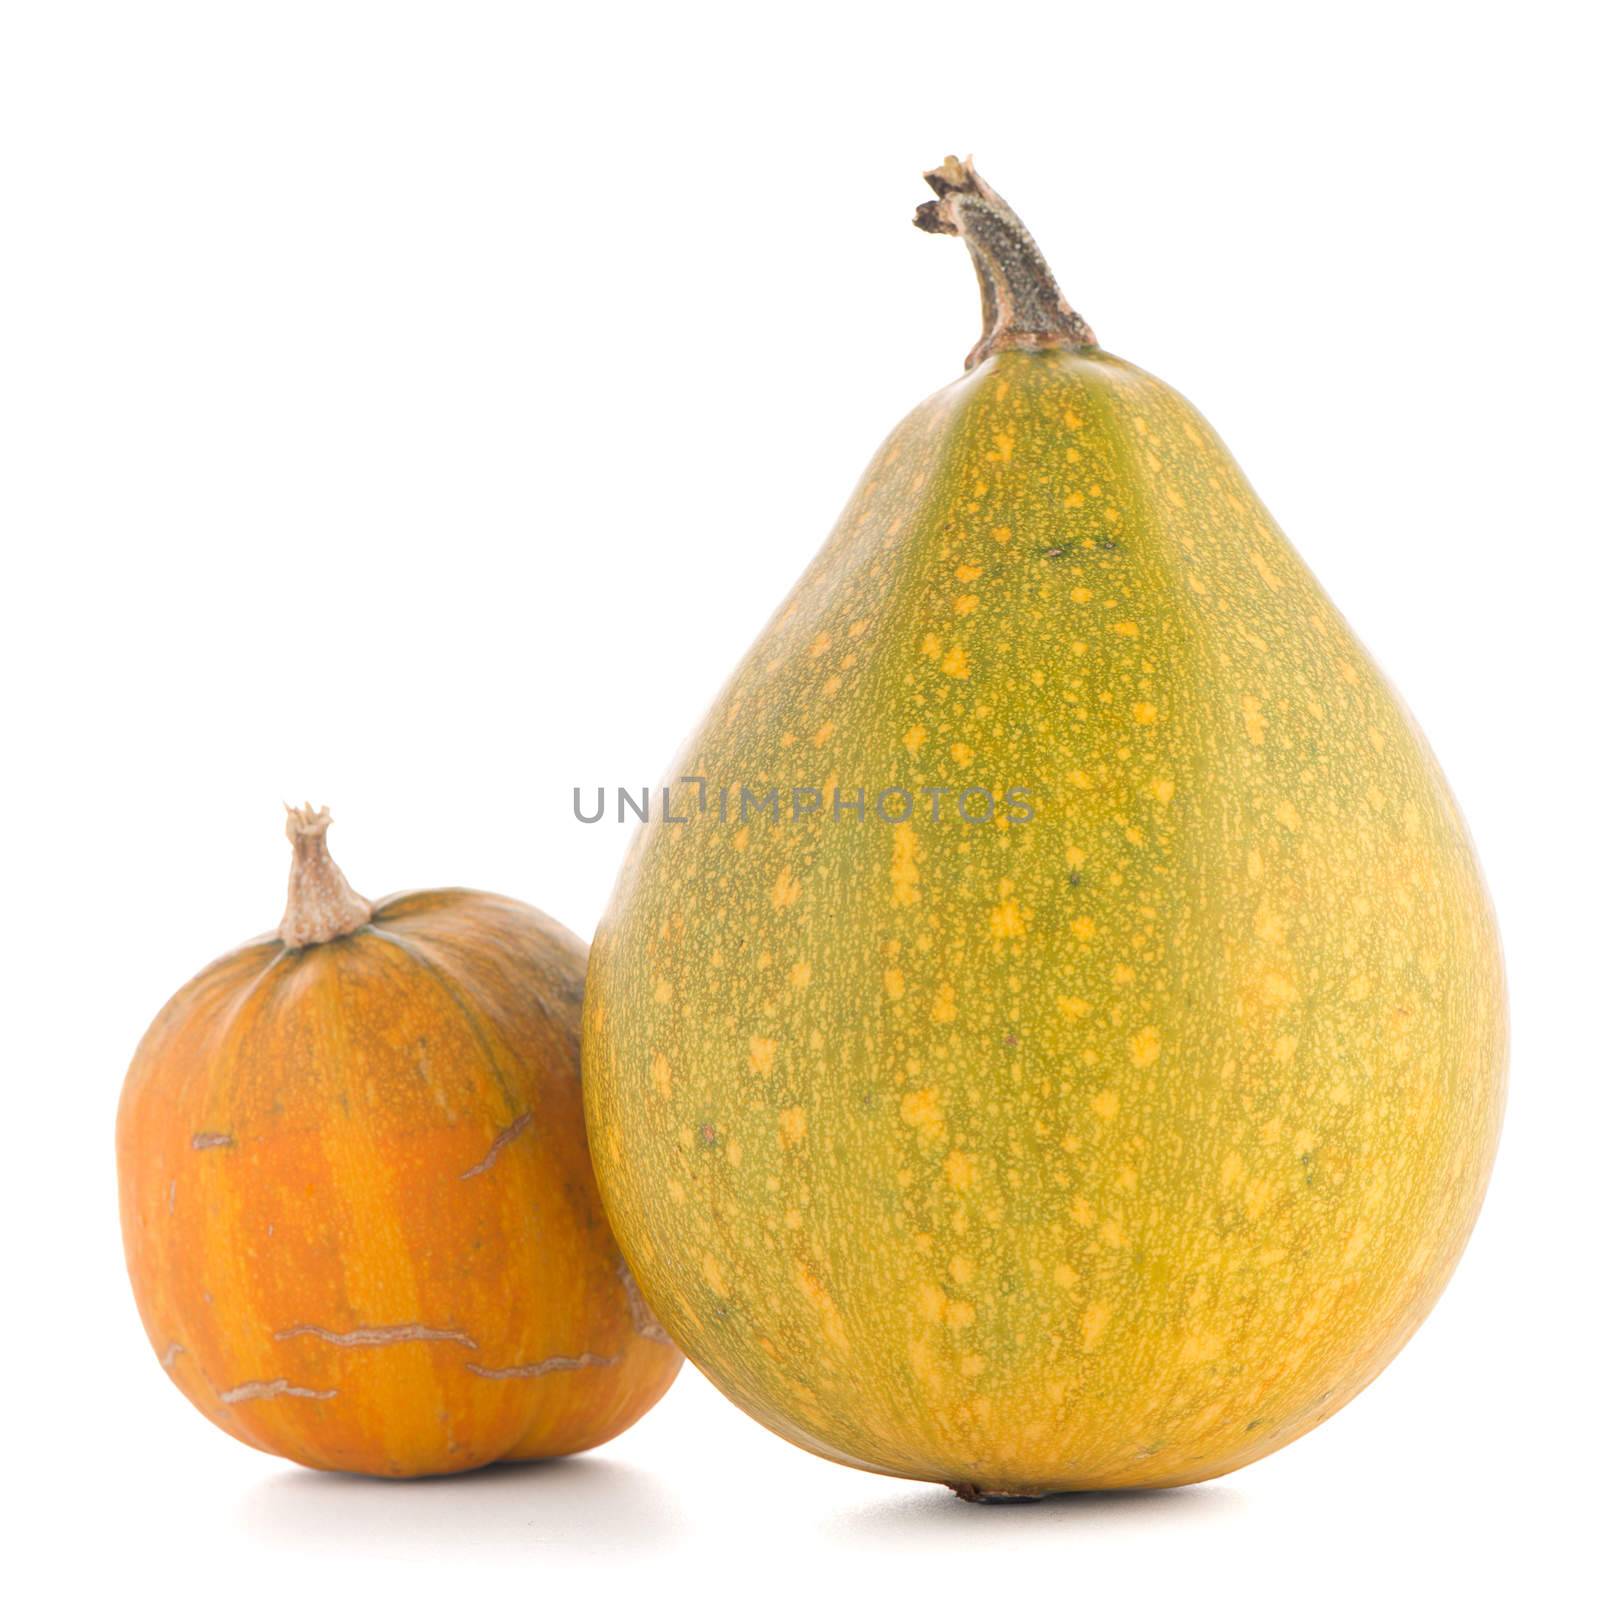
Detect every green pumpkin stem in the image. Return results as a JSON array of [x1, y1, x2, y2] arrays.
[[915, 155, 1096, 369], [279, 804, 373, 948]]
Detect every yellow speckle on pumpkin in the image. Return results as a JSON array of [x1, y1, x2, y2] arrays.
[[778, 1107, 808, 1149], [1092, 1090, 1120, 1120], [945, 1150, 975, 1190], [956, 563, 983, 582], [942, 646, 971, 678], [749, 1037, 778, 1077], [1071, 586, 1094, 604], [702, 1253, 728, 1297], [789, 961, 812, 990], [989, 891, 1026, 940], [901, 1087, 946, 1144], [1129, 1027, 1162, 1068], [954, 593, 979, 616], [1132, 701, 1158, 725], [1242, 694, 1268, 746], [650, 1053, 672, 1099], [907, 1339, 940, 1389], [884, 968, 906, 1000], [1071, 916, 1097, 942], [796, 1263, 849, 1350], [1254, 901, 1286, 944], [890, 823, 921, 906], [1250, 549, 1283, 591], [772, 866, 802, 909], [1082, 1302, 1111, 1352], [653, 980, 674, 1004], [1058, 995, 1092, 1019], [932, 984, 958, 1023], [1262, 972, 1299, 1006]]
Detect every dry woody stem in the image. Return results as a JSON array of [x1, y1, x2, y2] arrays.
[[278, 804, 372, 948], [914, 155, 1096, 369]]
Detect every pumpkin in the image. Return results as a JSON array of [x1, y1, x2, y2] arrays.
[[581, 160, 1507, 1496], [117, 806, 680, 1477]]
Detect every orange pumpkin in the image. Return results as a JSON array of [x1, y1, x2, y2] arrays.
[[117, 806, 680, 1477]]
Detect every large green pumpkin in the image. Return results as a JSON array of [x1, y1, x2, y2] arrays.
[[582, 159, 1506, 1497]]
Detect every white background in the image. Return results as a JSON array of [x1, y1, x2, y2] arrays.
[[3, 2, 1595, 1594]]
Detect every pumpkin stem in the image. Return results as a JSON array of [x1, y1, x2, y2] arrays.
[[914, 156, 1096, 370], [279, 804, 373, 948]]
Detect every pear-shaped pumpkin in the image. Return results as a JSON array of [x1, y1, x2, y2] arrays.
[[118, 807, 680, 1477], [582, 160, 1507, 1497]]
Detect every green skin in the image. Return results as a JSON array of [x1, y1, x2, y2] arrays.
[[583, 173, 1506, 1496]]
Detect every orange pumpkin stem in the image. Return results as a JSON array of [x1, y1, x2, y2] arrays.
[[279, 804, 373, 948]]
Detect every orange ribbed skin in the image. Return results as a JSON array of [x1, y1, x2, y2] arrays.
[[118, 888, 680, 1477]]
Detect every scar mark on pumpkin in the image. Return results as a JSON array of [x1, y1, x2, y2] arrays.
[[617, 1262, 673, 1345], [219, 1378, 338, 1403], [276, 1322, 477, 1350], [465, 1353, 617, 1380], [458, 1112, 533, 1179], [191, 1132, 234, 1150], [160, 1342, 185, 1368]]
